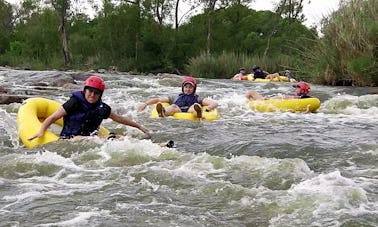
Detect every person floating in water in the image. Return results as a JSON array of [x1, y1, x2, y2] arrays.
[[231, 68, 247, 80], [246, 81, 312, 100], [138, 77, 218, 118], [283, 70, 297, 82], [29, 75, 149, 141], [250, 65, 282, 82]]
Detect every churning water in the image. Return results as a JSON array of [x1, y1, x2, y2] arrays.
[[0, 69, 377, 226]]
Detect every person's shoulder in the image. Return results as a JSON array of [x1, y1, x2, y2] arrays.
[[101, 102, 111, 108], [64, 95, 80, 105], [63, 95, 81, 112], [100, 102, 112, 117]]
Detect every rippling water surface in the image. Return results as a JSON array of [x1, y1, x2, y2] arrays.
[[0, 69, 377, 226]]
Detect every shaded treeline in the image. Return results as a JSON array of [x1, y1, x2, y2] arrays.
[[0, 0, 376, 86]]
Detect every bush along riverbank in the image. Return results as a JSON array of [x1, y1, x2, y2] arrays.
[[0, 0, 376, 86]]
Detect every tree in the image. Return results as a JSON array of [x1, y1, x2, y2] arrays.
[[261, 0, 309, 59], [311, 0, 377, 86], [13, 8, 61, 66], [274, 0, 308, 23], [199, 0, 233, 57], [0, 0, 14, 55], [50, 0, 71, 66]]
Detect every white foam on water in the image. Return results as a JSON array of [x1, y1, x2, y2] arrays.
[[33, 150, 84, 171], [37, 209, 111, 227], [2, 189, 44, 203], [166, 152, 216, 182], [139, 177, 161, 192], [289, 171, 367, 199], [321, 94, 378, 116], [0, 109, 20, 148], [101, 136, 164, 158], [1, 190, 45, 212], [130, 149, 315, 194], [269, 171, 373, 226]]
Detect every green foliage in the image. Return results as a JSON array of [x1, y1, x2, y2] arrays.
[[0, 0, 13, 55], [308, 0, 377, 86], [0, 0, 374, 86], [186, 51, 306, 80], [6, 8, 62, 68], [186, 52, 244, 79], [275, 0, 307, 22]]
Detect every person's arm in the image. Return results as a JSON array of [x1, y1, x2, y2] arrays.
[[201, 98, 218, 111], [232, 74, 241, 80], [246, 90, 265, 100], [28, 107, 67, 140], [137, 97, 170, 111], [109, 111, 150, 135]]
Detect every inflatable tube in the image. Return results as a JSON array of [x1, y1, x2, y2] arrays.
[[17, 97, 109, 148], [247, 74, 291, 82], [241, 75, 249, 80], [150, 102, 219, 121], [248, 98, 321, 113]]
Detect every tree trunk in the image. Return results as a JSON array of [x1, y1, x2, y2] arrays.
[[59, 1, 71, 66], [206, 0, 217, 58], [206, 14, 212, 57], [175, 0, 179, 31], [134, 0, 141, 63], [61, 25, 71, 66]]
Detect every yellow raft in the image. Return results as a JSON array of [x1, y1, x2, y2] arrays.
[[248, 98, 321, 113], [17, 97, 109, 148], [150, 102, 219, 121], [246, 74, 291, 82]]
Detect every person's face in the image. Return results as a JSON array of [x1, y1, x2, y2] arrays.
[[183, 83, 195, 95], [84, 87, 102, 103], [240, 70, 246, 75]]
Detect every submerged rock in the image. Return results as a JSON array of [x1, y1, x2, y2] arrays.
[[0, 94, 30, 104]]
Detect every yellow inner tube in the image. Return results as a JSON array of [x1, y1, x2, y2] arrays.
[[248, 98, 321, 113], [247, 74, 290, 82], [150, 102, 219, 121], [17, 97, 109, 148]]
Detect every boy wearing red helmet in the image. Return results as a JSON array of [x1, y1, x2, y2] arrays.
[[29, 75, 149, 140], [138, 77, 218, 118], [246, 81, 312, 100]]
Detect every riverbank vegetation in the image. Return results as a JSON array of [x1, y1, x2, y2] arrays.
[[0, 0, 376, 86]]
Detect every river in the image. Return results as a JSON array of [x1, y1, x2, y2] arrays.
[[0, 69, 377, 226]]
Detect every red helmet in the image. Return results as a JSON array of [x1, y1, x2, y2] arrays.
[[182, 77, 197, 93], [84, 76, 105, 92], [294, 81, 310, 95]]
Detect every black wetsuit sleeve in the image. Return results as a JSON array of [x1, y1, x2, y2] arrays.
[[101, 103, 111, 119], [62, 96, 81, 115]]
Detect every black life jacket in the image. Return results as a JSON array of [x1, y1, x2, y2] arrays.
[[253, 71, 266, 79], [60, 91, 108, 138]]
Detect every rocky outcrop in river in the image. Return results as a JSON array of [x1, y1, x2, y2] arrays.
[[0, 67, 182, 104], [0, 68, 86, 104]]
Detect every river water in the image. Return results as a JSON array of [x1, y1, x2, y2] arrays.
[[0, 69, 377, 226]]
